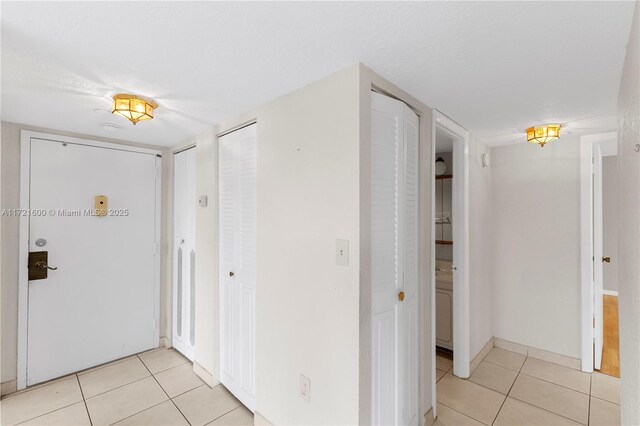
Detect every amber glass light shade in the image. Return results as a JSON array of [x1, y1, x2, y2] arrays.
[[525, 124, 561, 147], [112, 94, 157, 125]]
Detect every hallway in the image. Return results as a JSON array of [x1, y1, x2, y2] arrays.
[[0, 348, 253, 426], [435, 348, 621, 425]]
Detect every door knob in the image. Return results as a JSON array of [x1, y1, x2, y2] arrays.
[[398, 291, 405, 302], [229, 271, 234, 277], [602, 256, 611, 263]]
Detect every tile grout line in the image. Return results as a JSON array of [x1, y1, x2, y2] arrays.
[[171, 383, 207, 400], [10, 377, 87, 425], [590, 394, 620, 406], [482, 355, 596, 396], [137, 354, 192, 426], [106, 399, 172, 426], [444, 350, 612, 426], [2, 374, 79, 400], [83, 374, 151, 401], [13, 400, 85, 425], [517, 370, 592, 396], [204, 405, 245, 425], [509, 355, 590, 426], [506, 393, 590, 425], [490, 353, 527, 426], [76, 374, 94, 426], [79, 352, 189, 401], [436, 400, 489, 425], [145, 361, 191, 376]]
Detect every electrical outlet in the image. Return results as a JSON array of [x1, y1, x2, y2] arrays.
[[299, 374, 311, 403]]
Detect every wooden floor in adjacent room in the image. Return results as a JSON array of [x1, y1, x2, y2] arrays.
[[599, 295, 620, 378]]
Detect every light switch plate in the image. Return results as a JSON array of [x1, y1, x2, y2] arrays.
[[299, 374, 311, 403], [198, 195, 208, 207], [336, 239, 349, 266]]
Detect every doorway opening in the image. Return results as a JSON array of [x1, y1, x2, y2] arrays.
[[370, 91, 420, 426], [218, 123, 257, 412], [434, 128, 454, 368], [580, 132, 619, 377], [430, 111, 470, 399], [17, 131, 161, 389]]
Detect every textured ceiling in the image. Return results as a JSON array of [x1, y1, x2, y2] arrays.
[[1, 1, 635, 147]]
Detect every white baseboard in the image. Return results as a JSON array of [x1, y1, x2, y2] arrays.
[[603, 290, 618, 296], [493, 337, 528, 356], [1, 379, 17, 397], [424, 406, 435, 426], [193, 362, 218, 388], [254, 411, 273, 426], [470, 338, 494, 374], [494, 337, 581, 370]]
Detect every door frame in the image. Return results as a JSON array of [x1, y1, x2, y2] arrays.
[[216, 121, 258, 411], [579, 131, 617, 373], [17, 130, 162, 390], [171, 144, 197, 361], [430, 111, 470, 389]]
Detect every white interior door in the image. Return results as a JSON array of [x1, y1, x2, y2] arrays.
[[26, 137, 159, 386], [219, 124, 257, 411], [173, 147, 196, 360], [593, 143, 604, 370], [371, 92, 419, 426]]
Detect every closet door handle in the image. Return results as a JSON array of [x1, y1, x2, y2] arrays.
[[398, 291, 405, 302]]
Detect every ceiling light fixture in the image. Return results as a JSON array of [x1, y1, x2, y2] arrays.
[[525, 123, 561, 147], [112, 94, 157, 125]]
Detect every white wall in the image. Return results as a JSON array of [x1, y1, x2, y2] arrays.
[[616, 2, 640, 424], [0, 122, 172, 385], [602, 156, 619, 293], [191, 66, 362, 425], [490, 138, 582, 359], [191, 129, 219, 381], [468, 137, 494, 358], [257, 68, 361, 425], [190, 64, 438, 424]]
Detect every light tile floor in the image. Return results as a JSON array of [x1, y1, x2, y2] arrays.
[[435, 348, 621, 426], [0, 347, 622, 426], [0, 348, 254, 426]]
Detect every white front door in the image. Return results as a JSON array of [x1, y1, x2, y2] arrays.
[[173, 147, 196, 360], [219, 124, 257, 411], [593, 143, 604, 370], [26, 136, 159, 386], [371, 92, 419, 426]]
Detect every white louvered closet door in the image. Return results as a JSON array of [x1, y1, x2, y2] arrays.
[[219, 124, 257, 412], [371, 92, 420, 426], [173, 147, 196, 361]]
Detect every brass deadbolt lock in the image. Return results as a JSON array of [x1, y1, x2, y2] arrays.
[[28, 251, 58, 280]]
